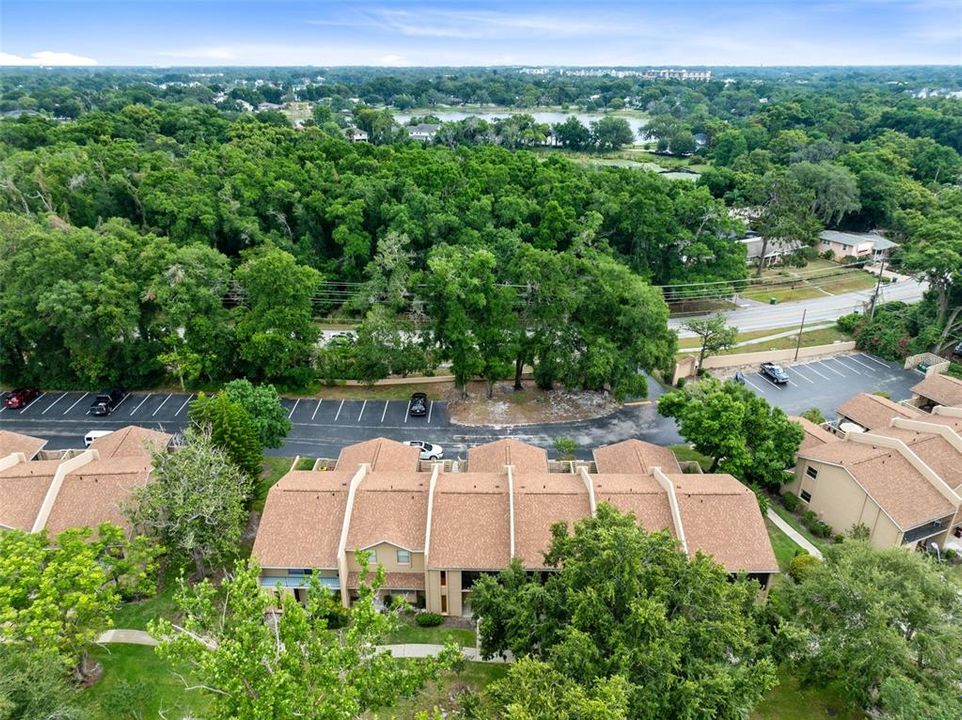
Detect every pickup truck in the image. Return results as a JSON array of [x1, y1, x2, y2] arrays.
[[89, 389, 125, 416]]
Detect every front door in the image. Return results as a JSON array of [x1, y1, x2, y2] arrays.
[[440, 593, 447, 615]]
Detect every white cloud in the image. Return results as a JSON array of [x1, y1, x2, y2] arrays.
[[0, 50, 97, 66], [379, 54, 408, 66], [155, 46, 239, 60]]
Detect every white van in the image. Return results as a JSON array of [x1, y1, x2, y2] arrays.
[[84, 430, 113, 448]]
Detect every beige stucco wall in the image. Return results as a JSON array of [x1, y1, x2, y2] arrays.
[[446, 570, 463, 616], [347, 543, 424, 573], [425, 570, 442, 613]]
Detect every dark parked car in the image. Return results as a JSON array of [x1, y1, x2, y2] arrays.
[[760, 362, 789, 384], [3, 387, 40, 409], [953, 340, 962, 358], [89, 388, 125, 416], [409, 392, 428, 416]]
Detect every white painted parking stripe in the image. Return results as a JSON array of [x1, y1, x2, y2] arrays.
[[427, 401, 434, 424], [310, 399, 322, 420], [174, 394, 193, 416], [843, 355, 876, 371], [152, 393, 173, 417], [288, 399, 300, 420], [0, 406, 5, 414], [787, 366, 814, 384], [64, 392, 88, 415], [831, 357, 862, 375], [800, 363, 831, 380], [741, 376, 766, 393], [759, 373, 792, 389], [404, 399, 412, 423], [380, 400, 389, 423], [41, 393, 67, 414], [815, 360, 846, 377], [112, 393, 131, 412], [858, 353, 890, 368], [20, 392, 46, 413], [357, 400, 367, 422], [129, 394, 151, 416], [334, 399, 345, 422]]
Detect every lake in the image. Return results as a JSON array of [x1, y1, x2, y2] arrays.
[[395, 110, 649, 144]]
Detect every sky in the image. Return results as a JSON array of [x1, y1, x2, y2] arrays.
[[1, 0, 960, 67]]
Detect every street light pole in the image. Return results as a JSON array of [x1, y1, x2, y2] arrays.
[[869, 259, 887, 320], [794, 308, 807, 362]]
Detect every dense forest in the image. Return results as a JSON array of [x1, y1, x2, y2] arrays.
[[0, 67, 959, 392]]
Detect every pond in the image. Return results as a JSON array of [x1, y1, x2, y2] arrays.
[[395, 110, 649, 144]]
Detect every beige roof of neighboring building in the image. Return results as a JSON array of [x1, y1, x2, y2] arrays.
[[801, 440, 955, 530], [913, 374, 962, 408], [43, 458, 152, 536], [347, 472, 429, 552], [467, 439, 548, 473], [251, 471, 353, 569], [0, 459, 60, 531], [593, 439, 681, 474], [789, 416, 840, 453], [0, 430, 47, 460], [89, 426, 172, 460], [513, 473, 591, 568], [669, 474, 779, 573], [428, 472, 511, 570], [837, 393, 921, 431], [593, 474, 675, 537], [336, 438, 420, 472]]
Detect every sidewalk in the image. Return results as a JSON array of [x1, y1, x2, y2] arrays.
[[766, 508, 824, 559], [96, 631, 512, 663]]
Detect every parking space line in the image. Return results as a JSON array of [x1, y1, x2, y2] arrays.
[[843, 355, 877, 372], [404, 399, 411, 423], [41, 393, 67, 414], [288, 399, 300, 420], [816, 361, 846, 378], [334, 399, 345, 422], [758, 374, 791, 389], [787, 367, 814, 384], [129, 394, 151, 416], [741, 376, 766, 393], [357, 400, 367, 422], [174, 394, 193, 416], [112, 393, 131, 412], [427, 401, 434, 424], [311, 399, 322, 420], [64, 392, 88, 415], [0, 406, 5, 414], [380, 401, 389, 423], [830, 357, 862, 375], [800, 363, 830, 380], [858, 353, 890, 367], [20, 392, 46, 413], [151, 393, 173, 417]]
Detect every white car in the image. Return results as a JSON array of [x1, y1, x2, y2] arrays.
[[84, 430, 113, 447], [404, 440, 444, 460]]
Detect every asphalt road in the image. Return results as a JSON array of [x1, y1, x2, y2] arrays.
[[0, 353, 921, 461], [671, 278, 926, 337]]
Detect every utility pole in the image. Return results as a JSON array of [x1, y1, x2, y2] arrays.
[[869, 259, 886, 320], [794, 309, 807, 362]]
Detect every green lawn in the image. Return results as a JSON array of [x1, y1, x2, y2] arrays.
[[766, 518, 807, 573], [769, 504, 831, 553], [111, 581, 180, 631], [668, 444, 714, 472], [741, 269, 876, 303], [254, 455, 294, 511], [367, 661, 509, 720], [752, 670, 861, 720], [384, 617, 477, 647], [727, 327, 850, 355], [82, 644, 211, 720]]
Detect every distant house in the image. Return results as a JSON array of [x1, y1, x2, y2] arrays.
[[739, 232, 803, 267], [344, 127, 369, 143], [406, 123, 440, 142], [257, 102, 283, 111], [818, 230, 895, 263]]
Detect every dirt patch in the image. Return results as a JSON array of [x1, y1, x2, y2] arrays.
[[447, 381, 620, 426]]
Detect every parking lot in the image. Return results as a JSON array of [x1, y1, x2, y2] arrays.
[[736, 352, 920, 417], [0, 392, 450, 451]]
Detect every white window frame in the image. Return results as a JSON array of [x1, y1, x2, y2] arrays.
[[396, 549, 411, 565]]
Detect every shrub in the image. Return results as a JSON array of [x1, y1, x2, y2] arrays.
[[801, 510, 817, 526], [751, 484, 769, 514], [781, 491, 801, 512], [788, 553, 820, 582], [811, 520, 834, 538], [382, 593, 394, 608], [553, 436, 577, 461], [675, 377, 687, 389], [416, 611, 443, 627], [820, 250, 835, 261], [848, 523, 870, 540], [836, 312, 863, 334], [944, 548, 958, 561], [799, 407, 825, 425]]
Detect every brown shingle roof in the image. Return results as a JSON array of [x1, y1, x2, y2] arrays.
[[0, 430, 47, 460], [44, 458, 152, 536], [89, 426, 171, 460], [837, 393, 921, 431], [913, 374, 962, 408], [428, 472, 511, 569], [0, 459, 59, 531], [251, 471, 353, 569], [336, 438, 420, 472], [513, 473, 591, 568], [592, 474, 675, 537], [669, 474, 779, 573], [789, 416, 840, 453], [593, 439, 681, 474], [347, 571, 425, 591], [347, 472, 429, 552], [467, 439, 548, 473]]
